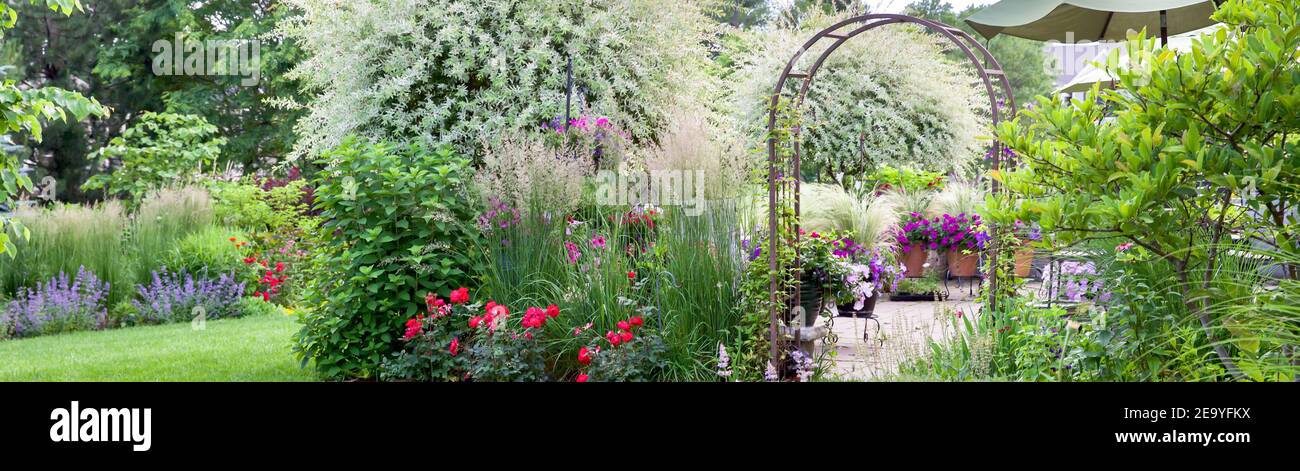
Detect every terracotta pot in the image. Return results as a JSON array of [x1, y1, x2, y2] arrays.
[[947, 251, 979, 277], [902, 248, 928, 278], [1014, 248, 1035, 278]]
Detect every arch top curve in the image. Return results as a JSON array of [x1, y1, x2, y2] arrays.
[[762, 14, 1016, 369]]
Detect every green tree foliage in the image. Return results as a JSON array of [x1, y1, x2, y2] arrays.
[[707, 0, 771, 28], [294, 137, 483, 379], [988, 0, 1299, 379], [906, 0, 1055, 107], [4, 0, 301, 202], [0, 0, 108, 255], [93, 0, 303, 171], [733, 12, 984, 183], [82, 112, 225, 205]]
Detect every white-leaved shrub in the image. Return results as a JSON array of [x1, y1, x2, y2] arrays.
[[280, 0, 709, 159], [731, 12, 984, 182]]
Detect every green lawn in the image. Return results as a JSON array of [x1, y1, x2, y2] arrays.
[[0, 313, 317, 381]]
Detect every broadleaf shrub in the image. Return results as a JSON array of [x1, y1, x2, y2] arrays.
[[83, 112, 226, 205], [295, 137, 483, 379]]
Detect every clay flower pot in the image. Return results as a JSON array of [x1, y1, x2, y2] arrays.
[[947, 250, 979, 277], [1014, 248, 1035, 278], [902, 248, 928, 278]]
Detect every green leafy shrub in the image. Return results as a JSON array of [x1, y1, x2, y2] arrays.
[[0, 0, 110, 258], [864, 165, 945, 194], [988, 0, 1300, 380], [294, 137, 483, 379], [83, 113, 226, 205], [236, 296, 284, 318], [163, 226, 252, 286]]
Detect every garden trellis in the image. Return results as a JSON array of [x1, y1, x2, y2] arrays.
[[763, 14, 1017, 368]]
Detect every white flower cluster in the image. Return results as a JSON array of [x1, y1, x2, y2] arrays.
[[280, 0, 709, 159]]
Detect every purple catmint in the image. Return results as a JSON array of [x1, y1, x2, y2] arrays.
[[130, 269, 246, 325], [2, 267, 109, 338]]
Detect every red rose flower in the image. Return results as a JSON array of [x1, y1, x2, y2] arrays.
[[546, 304, 559, 319], [617, 320, 631, 332], [606, 330, 621, 346], [275, 262, 285, 273], [578, 346, 592, 365], [629, 316, 644, 327], [469, 316, 482, 328], [449, 287, 470, 304], [403, 318, 422, 340], [620, 331, 634, 343], [627, 271, 636, 280], [522, 306, 546, 329], [449, 337, 459, 356], [242, 257, 255, 264], [576, 373, 588, 383]]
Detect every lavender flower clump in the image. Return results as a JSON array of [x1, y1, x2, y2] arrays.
[[2, 267, 109, 339], [131, 269, 246, 325]]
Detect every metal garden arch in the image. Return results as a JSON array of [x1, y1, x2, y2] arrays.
[[764, 14, 1017, 368]]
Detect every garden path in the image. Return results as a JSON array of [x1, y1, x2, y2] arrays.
[[827, 291, 980, 381]]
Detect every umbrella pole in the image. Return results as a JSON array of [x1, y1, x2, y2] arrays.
[[1160, 9, 1168, 46]]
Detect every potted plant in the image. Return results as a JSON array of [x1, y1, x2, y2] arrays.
[[834, 243, 905, 318], [1011, 220, 1041, 278], [936, 213, 988, 277], [794, 230, 848, 326], [896, 212, 937, 277]]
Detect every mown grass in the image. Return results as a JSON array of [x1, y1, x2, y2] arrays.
[[0, 313, 314, 381]]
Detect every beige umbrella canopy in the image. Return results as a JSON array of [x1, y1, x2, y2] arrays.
[[1055, 34, 1194, 94], [965, 0, 1224, 44]]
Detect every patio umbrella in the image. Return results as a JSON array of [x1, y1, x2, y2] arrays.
[[1054, 32, 1199, 93], [965, 0, 1223, 45]]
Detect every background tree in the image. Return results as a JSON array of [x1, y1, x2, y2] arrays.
[[280, 0, 710, 161], [0, 0, 109, 255], [732, 10, 984, 185], [707, 0, 771, 29], [5, 0, 301, 202]]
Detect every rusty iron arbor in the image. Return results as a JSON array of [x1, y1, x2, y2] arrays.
[[764, 14, 1017, 368]]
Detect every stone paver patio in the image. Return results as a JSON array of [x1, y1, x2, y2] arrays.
[[827, 292, 980, 381]]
